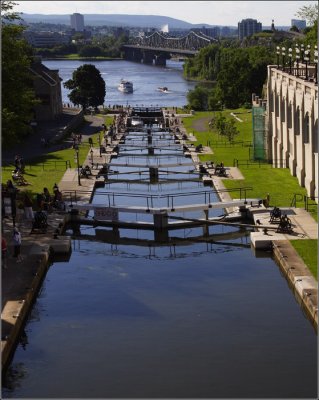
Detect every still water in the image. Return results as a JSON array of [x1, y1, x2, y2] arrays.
[[2, 69, 317, 398], [43, 59, 196, 107]]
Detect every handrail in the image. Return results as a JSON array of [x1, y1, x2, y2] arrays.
[[2, 160, 71, 171], [62, 186, 253, 207]]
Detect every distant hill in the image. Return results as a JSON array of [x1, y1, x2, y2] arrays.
[[20, 13, 198, 29]]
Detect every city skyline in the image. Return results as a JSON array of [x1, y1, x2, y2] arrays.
[[14, 1, 314, 26]]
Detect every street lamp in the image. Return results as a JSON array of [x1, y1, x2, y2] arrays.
[[90, 148, 94, 166], [74, 144, 81, 186], [314, 46, 318, 84], [300, 44, 304, 62], [288, 48, 293, 74], [295, 45, 300, 77], [276, 46, 280, 68], [304, 49, 310, 80], [281, 47, 286, 71]]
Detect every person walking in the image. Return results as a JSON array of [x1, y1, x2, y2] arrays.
[[12, 227, 22, 263]]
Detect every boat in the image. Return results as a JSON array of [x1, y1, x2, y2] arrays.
[[131, 117, 144, 127], [158, 86, 169, 92], [118, 79, 133, 93]]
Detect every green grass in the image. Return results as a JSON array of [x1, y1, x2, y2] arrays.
[[182, 109, 318, 279], [1, 116, 114, 201], [290, 240, 318, 279]]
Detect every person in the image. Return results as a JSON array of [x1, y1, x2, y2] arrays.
[[6, 180, 18, 224], [53, 186, 65, 210], [88, 137, 93, 147], [2, 236, 8, 269], [23, 192, 34, 220], [12, 227, 22, 263], [42, 187, 52, 212]]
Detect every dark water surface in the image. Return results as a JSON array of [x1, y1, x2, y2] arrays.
[[3, 238, 317, 398], [2, 98, 317, 398], [42, 59, 196, 107]]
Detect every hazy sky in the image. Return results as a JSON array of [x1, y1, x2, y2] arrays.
[[14, 1, 314, 26]]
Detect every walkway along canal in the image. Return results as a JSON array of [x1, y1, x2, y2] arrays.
[[2, 108, 317, 398]]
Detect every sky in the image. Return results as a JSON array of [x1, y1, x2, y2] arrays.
[[13, 1, 314, 26]]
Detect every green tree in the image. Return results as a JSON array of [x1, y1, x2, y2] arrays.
[[295, 3, 318, 26], [186, 86, 209, 110], [64, 64, 106, 109], [2, 1, 38, 147], [79, 45, 103, 57]]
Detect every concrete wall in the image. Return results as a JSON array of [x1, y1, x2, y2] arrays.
[[267, 65, 318, 200]]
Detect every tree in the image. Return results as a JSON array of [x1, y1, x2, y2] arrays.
[[295, 3, 318, 26], [64, 64, 106, 109], [2, 1, 38, 147]]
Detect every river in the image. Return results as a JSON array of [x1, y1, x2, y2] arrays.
[[43, 59, 197, 108]]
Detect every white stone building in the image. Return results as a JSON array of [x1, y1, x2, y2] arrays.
[[266, 64, 318, 200]]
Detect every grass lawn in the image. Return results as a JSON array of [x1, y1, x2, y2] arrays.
[[183, 109, 318, 278], [290, 240, 318, 279], [1, 116, 114, 200]]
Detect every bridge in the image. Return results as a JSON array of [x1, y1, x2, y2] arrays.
[[122, 30, 217, 66]]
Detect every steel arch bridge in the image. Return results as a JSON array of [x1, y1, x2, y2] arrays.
[[129, 30, 217, 53]]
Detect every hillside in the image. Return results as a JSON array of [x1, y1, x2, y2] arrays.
[[20, 13, 197, 29]]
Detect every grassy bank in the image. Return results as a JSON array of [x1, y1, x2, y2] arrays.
[[183, 109, 317, 278], [290, 240, 318, 279], [1, 116, 114, 197]]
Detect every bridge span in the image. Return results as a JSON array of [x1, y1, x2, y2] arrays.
[[122, 30, 217, 66]]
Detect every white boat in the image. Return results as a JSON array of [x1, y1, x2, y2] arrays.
[[118, 79, 133, 93]]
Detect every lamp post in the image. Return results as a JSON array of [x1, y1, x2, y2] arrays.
[[90, 148, 94, 166], [314, 46, 318, 84], [74, 144, 81, 186], [304, 49, 310, 80], [295, 45, 300, 77], [276, 46, 280, 68], [300, 44, 304, 62], [288, 48, 292, 74], [281, 47, 286, 71]]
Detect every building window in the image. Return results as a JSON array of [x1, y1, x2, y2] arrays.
[[304, 112, 310, 143], [287, 101, 292, 129], [295, 106, 300, 135]]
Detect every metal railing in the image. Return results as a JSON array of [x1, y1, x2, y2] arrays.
[[291, 193, 318, 211], [62, 186, 253, 209]]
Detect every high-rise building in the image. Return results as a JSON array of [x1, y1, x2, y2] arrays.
[[70, 13, 84, 32], [238, 18, 262, 40], [291, 19, 306, 30]]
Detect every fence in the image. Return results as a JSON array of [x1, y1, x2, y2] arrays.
[[233, 158, 286, 168], [2, 160, 72, 171], [62, 186, 253, 208], [291, 193, 318, 212], [206, 140, 252, 148]]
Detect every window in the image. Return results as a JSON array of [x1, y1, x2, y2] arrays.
[[313, 119, 318, 153]]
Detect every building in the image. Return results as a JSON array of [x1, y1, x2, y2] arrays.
[[291, 19, 307, 30], [29, 59, 63, 121], [70, 13, 84, 32], [238, 18, 262, 40], [23, 31, 71, 48], [201, 26, 220, 39], [262, 62, 318, 199]]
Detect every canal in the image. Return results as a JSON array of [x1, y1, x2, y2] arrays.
[[3, 111, 317, 399]]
